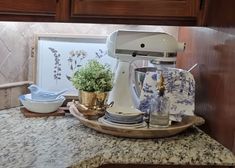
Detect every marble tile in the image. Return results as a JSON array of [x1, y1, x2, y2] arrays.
[[0, 72, 6, 85], [0, 39, 10, 66], [13, 60, 29, 82], [0, 22, 6, 33], [0, 24, 26, 51], [0, 53, 19, 83], [0, 89, 10, 109]]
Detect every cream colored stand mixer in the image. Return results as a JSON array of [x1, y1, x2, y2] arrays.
[[106, 30, 185, 113]]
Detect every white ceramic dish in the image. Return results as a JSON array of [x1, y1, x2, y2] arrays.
[[19, 94, 65, 113], [24, 94, 63, 102], [106, 106, 144, 117], [104, 112, 143, 124], [98, 117, 146, 128]]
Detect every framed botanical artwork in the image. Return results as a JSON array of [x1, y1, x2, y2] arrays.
[[33, 34, 117, 95]]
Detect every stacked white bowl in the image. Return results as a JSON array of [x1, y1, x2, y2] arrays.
[[19, 85, 66, 113], [105, 106, 144, 124]]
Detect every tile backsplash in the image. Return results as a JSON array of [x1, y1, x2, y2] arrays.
[[0, 22, 178, 85], [0, 22, 178, 109]]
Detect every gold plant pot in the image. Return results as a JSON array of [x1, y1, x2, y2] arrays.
[[79, 90, 109, 110]]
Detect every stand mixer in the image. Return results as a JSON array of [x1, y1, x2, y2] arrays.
[[106, 30, 185, 113]]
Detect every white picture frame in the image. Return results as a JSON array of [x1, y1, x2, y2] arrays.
[[32, 34, 117, 96]]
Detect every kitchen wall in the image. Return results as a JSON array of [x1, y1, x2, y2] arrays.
[[177, 27, 235, 154], [0, 22, 178, 109]]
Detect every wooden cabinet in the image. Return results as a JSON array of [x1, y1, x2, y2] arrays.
[[70, 0, 199, 25], [0, 0, 234, 27], [0, 0, 201, 25], [200, 0, 235, 27], [0, 0, 57, 21]]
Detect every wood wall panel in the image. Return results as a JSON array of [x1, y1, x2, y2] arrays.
[[0, 82, 31, 110], [177, 27, 235, 152]]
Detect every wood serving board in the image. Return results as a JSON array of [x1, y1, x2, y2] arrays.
[[20, 107, 69, 118], [69, 103, 205, 138]]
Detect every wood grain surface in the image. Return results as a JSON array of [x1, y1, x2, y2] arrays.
[[69, 103, 205, 139], [20, 107, 69, 118], [177, 27, 235, 153]]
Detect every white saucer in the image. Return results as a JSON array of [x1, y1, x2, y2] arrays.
[[98, 117, 146, 128], [106, 106, 144, 117], [104, 112, 143, 124]]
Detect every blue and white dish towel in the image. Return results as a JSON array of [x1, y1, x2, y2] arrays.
[[138, 68, 195, 122]]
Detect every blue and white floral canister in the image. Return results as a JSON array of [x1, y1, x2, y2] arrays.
[[138, 68, 195, 122]]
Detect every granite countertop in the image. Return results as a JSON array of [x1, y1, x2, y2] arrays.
[[0, 107, 235, 168]]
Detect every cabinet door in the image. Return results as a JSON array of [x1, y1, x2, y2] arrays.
[[71, 0, 199, 25], [0, 0, 57, 21], [202, 0, 235, 27]]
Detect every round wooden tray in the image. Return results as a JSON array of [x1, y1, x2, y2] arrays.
[[69, 103, 205, 138]]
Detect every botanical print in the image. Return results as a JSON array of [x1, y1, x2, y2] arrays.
[[95, 49, 107, 58], [37, 36, 117, 92], [66, 50, 87, 80], [48, 47, 109, 82], [48, 47, 62, 81], [68, 50, 87, 70]]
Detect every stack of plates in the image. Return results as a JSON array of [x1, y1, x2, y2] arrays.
[[99, 106, 145, 128], [98, 117, 146, 128]]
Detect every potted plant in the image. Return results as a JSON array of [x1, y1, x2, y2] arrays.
[[71, 60, 113, 110]]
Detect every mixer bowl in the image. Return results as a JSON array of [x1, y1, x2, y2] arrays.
[[134, 67, 158, 97]]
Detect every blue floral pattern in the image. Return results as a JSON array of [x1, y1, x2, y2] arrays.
[[138, 68, 195, 122]]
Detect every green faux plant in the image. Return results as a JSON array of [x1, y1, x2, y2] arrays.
[[71, 60, 113, 92]]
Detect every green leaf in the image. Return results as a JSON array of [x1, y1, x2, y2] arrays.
[[71, 60, 113, 92]]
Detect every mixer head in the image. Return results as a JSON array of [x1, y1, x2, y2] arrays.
[[106, 30, 185, 63]]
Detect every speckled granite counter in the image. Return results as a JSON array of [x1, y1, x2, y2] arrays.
[[0, 107, 235, 168]]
